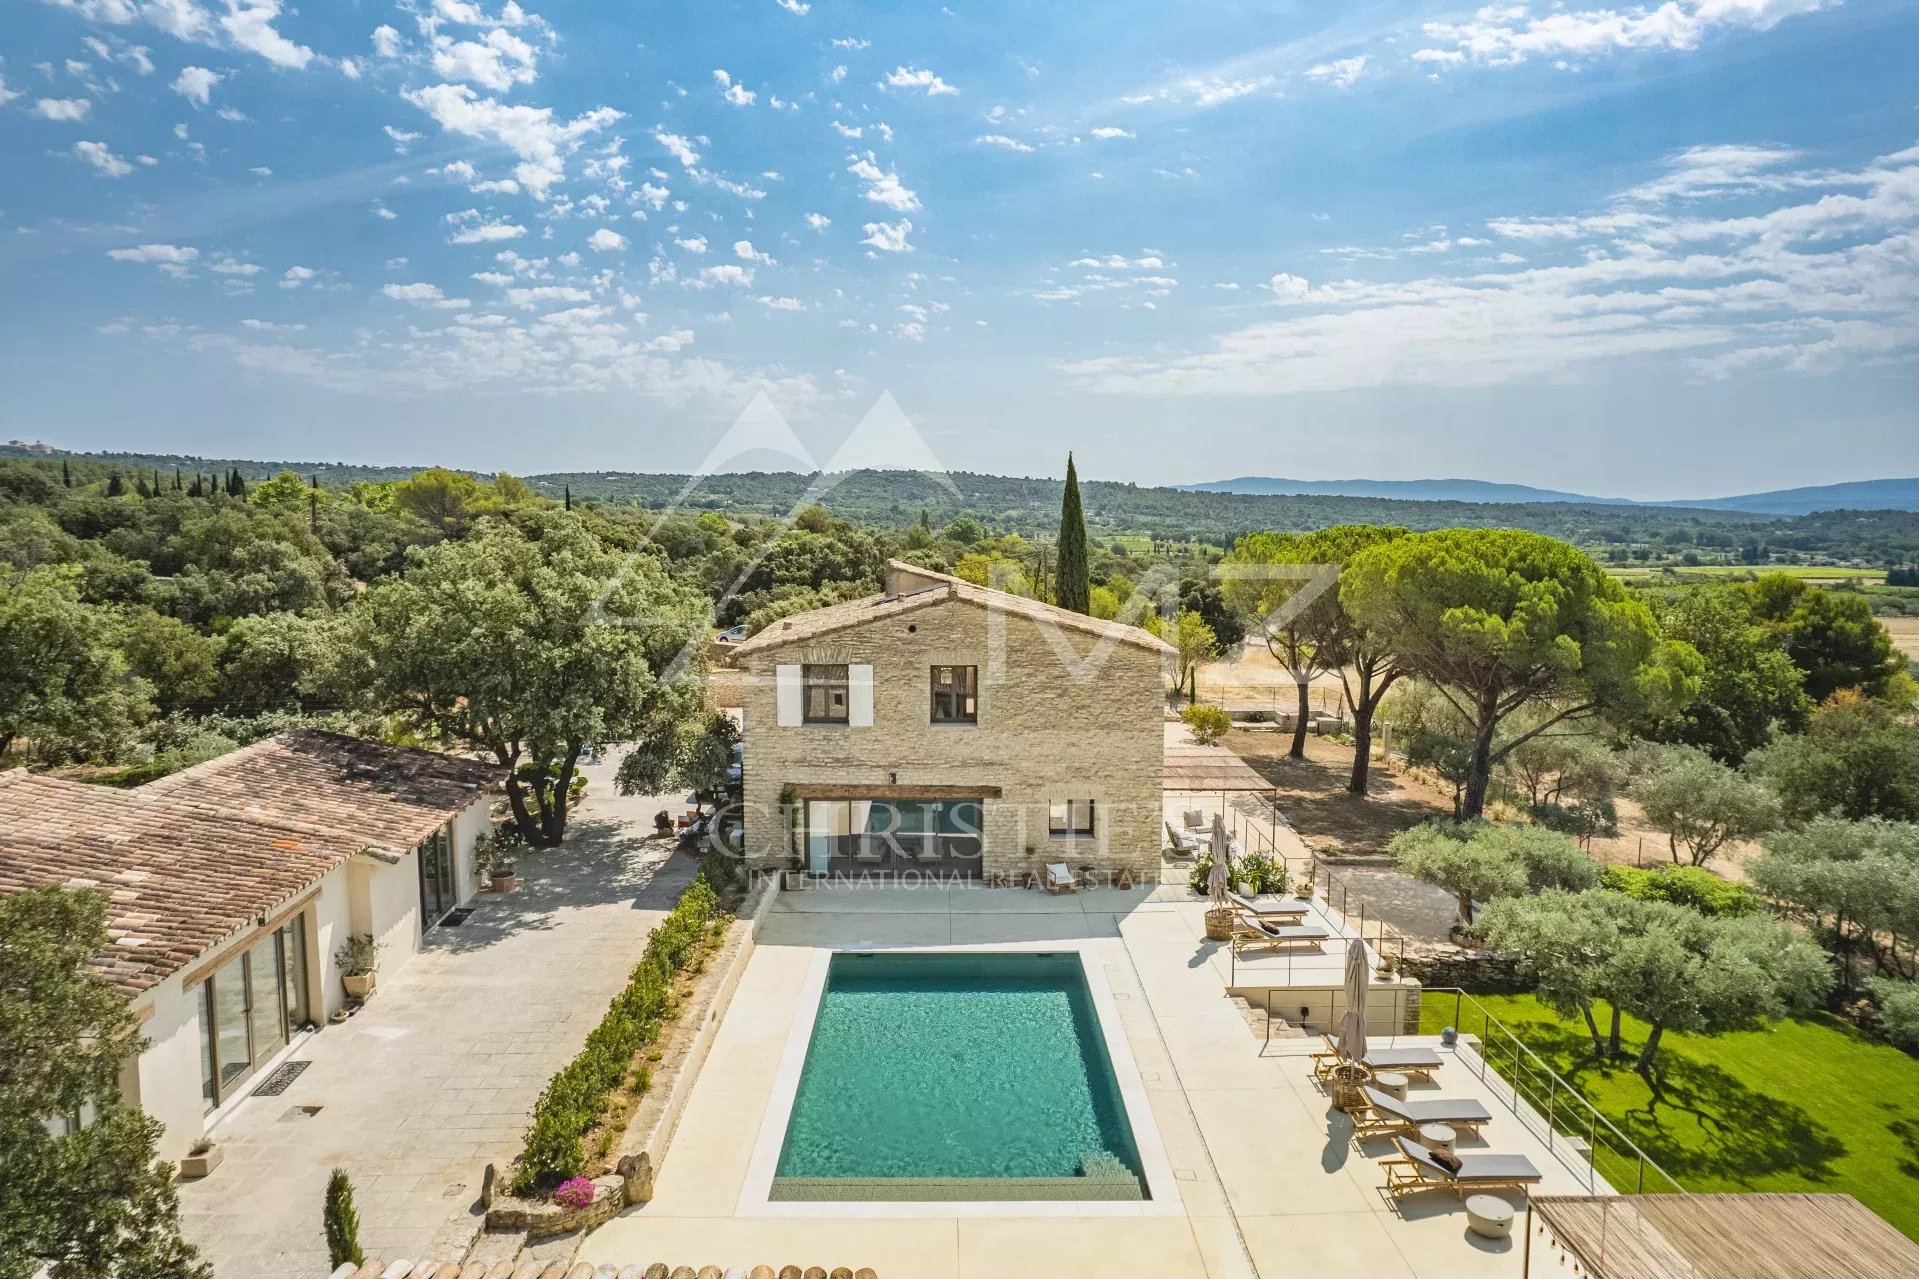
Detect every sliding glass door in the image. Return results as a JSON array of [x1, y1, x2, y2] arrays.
[[195, 917, 312, 1112], [418, 824, 456, 932]]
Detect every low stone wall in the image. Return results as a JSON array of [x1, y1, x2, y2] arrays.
[[478, 878, 769, 1240], [1399, 946, 1534, 994]]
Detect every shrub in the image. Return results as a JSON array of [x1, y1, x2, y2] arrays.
[[513, 878, 722, 1193], [552, 1176, 596, 1209], [1237, 851, 1287, 896], [324, 1169, 364, 1269], [1601, 865, 1761, 918], [1188, 852, 1237, 897], [1181, 703, 1233, 746], [1872, 978, 1919, 1053]]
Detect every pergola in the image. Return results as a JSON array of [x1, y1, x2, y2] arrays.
[[1527, 1194, 1919, 1278], [1163, 740, 1277, 794]]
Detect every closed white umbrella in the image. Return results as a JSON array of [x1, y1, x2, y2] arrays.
[[1336, 939, 1370, 1067], [1207, 815, 1233, 909]]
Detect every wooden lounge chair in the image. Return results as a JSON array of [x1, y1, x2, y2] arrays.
[[1042, 863, 1077, 894], [1232, 914, 1329, 954], [1165, 821, 1201, 859], [1352, 1087, 1492, 1138], [1227, 890, 1312, 921], [1312, 1036, 1444, 1083], [1381, 1136, 1540, 1198]]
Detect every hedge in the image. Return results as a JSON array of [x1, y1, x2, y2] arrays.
[[1600, 864, 1762, 918], [513, 875, 723, 1193]]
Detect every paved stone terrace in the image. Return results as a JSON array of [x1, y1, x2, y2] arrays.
[[179, 754, 698, 1279]]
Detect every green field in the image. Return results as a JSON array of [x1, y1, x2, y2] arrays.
[[1605, 564, 1885, 583], [1420, 992, 1919, 1238]]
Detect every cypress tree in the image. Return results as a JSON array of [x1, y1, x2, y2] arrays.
[[61, 459, 72, 488], [135, 474, 151, 499], [323, 1169, 365, 1268], [106, 473, 125, 497], [1054, 452, 1090, 614], [563, 484, 572, 511]]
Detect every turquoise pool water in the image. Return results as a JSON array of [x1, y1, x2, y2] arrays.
[[772, 951, 1148, 1200]]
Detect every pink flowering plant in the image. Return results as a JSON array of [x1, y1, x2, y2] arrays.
[[553, 1176, 596, 1209]]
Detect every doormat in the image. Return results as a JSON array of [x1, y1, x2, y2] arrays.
[[251, 1060, 311, 1097], [441, 906, 475, 926]]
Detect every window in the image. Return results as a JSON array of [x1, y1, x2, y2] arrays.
[[1049, 799, 1095, 837], [930, 665, 977, 723], [194, 918, 310, 1112], [803, 664, 850, 724]]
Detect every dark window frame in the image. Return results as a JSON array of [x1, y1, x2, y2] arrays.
[[1049, 799, 1096, 838], [802, 663, 852, 725], [929, 664, 978, 724]]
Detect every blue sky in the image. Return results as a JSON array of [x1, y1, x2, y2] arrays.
[[1, 0, 1916, 498]]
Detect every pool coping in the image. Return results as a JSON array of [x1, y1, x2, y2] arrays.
[[735, 939, 1185, 1219]]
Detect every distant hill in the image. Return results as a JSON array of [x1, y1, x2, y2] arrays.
[[1181, 477, 1626, 505], [1185, 475, 1919, 516], [1675, 478, 1919, 515]]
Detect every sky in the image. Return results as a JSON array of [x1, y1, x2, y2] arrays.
[[1, 0, 1916, 500]]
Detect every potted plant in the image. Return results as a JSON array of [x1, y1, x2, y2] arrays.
[[475, 831, 518, 892], [335, 934, 381, 1001], [180, 1138, 221, 1178]]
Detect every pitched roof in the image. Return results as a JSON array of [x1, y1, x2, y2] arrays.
[[730, 558, 1175, 657], [0, 732, 500, 996]]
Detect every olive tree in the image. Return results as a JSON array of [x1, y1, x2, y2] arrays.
[[1343, 529, 1701, 819], [1629, 744, 1782, 866], [1748, 816, 1919, 992], [1389, 820, 1598, 926], [1221, 530, 1344, 759], [355, 512, 710, 846]]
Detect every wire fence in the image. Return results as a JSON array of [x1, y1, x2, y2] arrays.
[[1426, 986, 1686, 1198]]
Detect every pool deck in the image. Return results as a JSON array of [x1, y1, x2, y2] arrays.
[[578, 885, 1606, 1279]]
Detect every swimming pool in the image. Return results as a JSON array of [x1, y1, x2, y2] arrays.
[[765, 950, 1154, 1203]]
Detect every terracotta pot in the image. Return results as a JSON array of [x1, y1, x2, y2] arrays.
[[342, 972, 376, 1000]]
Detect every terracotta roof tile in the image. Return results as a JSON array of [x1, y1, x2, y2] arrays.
[[0, 732, 502, 996]]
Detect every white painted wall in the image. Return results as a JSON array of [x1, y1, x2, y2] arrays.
[[451, 796, 491, 901], [311, 869, 353, 1020], [133, 972, 204, 1163]]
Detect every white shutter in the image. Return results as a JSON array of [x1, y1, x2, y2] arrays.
[[775, 664, 802, 726], [848, 664, 874, 727]]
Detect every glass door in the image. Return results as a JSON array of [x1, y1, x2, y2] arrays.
[[418, 825, 454, 930]]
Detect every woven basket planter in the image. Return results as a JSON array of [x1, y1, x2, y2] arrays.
[[1204, 908, 1236, 942]]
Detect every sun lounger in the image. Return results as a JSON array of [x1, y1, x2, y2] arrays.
[[1312, 1036, 1444, 1082], [1227, 890, 1312, 920], [1381, 1135, 1540, 1197], [1353, 1087, 1492, 1138], [1232, 914, 1329, 954], [1042, 863, 1077, 894], [1165, 822, 1202, 859]]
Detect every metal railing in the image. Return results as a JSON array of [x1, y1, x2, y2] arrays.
[[1426, 986, 1686, 1198]]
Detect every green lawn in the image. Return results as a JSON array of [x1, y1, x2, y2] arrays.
[[1419, 992, 1919, 1238]]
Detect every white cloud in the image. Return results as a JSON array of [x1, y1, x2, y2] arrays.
[[372, 24, 402, 57], [976, 134, 1035, 152], [804, 212, 830, 231], [209, 255, 261, 275], [675, 235, 708, 253], [372, 202, 398, 219], [384, 125, 424, 152], [733, 239, 774, 264], [638, 182, 670, 209], [71, 140, 133, 177], [1088, 126, 1134, 140], [221, 0, 318, 71], [587, 227, 627, 251], [1416, 0, 1832, 68], [827, 64, 847, 84], [241, 318, 305, 332], [758, 295, 804, 310], [775, 0, 808, 12], [1269, 272, 1310, 298], [831, 36, 869, 49], [652, 128, 699, 169], [383, 281, 470, 308], [171, 65, 220, 105], [33, 98, 92, 121], [448, 217, 527, 244], [432, 27, 540, 92], [1304, 55, 1367, 89], [107, 242, 197, 263], [713, 68, 755, 106], [831, 120, 863, 138], [884, 65, 957, 96], [695, 263, 754, 288], [279, 265, 317, 288], [847, 151, 919, 211], [249, 164, 271, 176], [403, 82, 622, 196], [860, 218, 913, 252]]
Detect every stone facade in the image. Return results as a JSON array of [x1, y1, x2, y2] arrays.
[[733, 564, 1169, 883]]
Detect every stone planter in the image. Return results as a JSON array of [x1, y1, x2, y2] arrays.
[[179, 1146, 222, 1178], [342, 972, 376, 1000], [1204, 908, 1236, 942], [490, 872, 518, 892]]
